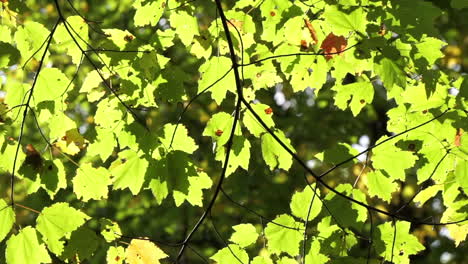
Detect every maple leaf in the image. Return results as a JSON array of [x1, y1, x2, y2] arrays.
[[320, 33, 347, 61]]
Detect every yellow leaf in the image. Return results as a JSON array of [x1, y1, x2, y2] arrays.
[[125, 239, 168, 264]]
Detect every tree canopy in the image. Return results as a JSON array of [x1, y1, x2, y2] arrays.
[[1, 0, 468, 263]]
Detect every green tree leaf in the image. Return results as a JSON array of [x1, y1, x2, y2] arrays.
[[110, 149, 149, 195], [100, 218, 122, 243], [210, 244, 249, 264], [158, 123, 198, 154], [229, 223, 259, 248], [365, 170, 398, 203], [215, 135, 251, 176], [264, 214, 303, 256], [452, 0, 468, 9], [107, 246, 125, 264], [261, 130, 294, 171], [332, 80, 374, 116], [0, 199, 15, 243], [323, 5, 367, 35], [243, 103, 275, 137], [36, 203, 89, 255], [14, 21, 50, 61], [305, 240, 329, 264], [0, 42, 20, 68], [375, 221, 425, 264], [54, 16, 88, 65], [133, 0, 165, 27], [290, 184, 322, 221], [60, 227, 99, 262], [372, 136, 418, 181], [198, 56, 235, 104], [5, 227, 51, 264], [374, 57, 406, 91], [34, 68, 72, 105], [73, 163, 111, 202]]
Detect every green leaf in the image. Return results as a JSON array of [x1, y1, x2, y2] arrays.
[[365, 170, 398, 203], [264, 214, 303, 256], [278, 256, 297, 264], [198, 56, 235, 104], [86, 127, 116, 161], [387, 1, 442, 39], [243, 103, 275, 137], [372, 136, 418, 181], [36, 203, 89, 255], [0, 42, 20, 68], [452, 0, 468, 9], [102, 28, 135, 50], [332, 80, 374, 116], [315, 143, 358, 166], [290, 184, 322, 221], [14, 21, 50, 61], [5, 227, 51, 264], [203, 112, 236, 146], [376, 221, 425, 264], [413, 185, 442, 207], [259, 0, 291, 43], [54, 16, 88, 65], [107, 246, 125, 264], [374, 57, 406, 91], [0, 134, 25, 174], [440, 200, 468, 246], [79, 70, 108, 102], [34, 68, 72, 105], [414, 37, 446, 65], [215, 135, 251, 176], [210, 244, 249, 264], [173, 170, 212, 207], [0, 25, 12, 43], [61, 227, 99, 262], [3, 81, 29, 117], [110, 149, 149, 195], [100, 218, 122, 243], [94, 97, 125, 130], [324, 184, 368, 229], [252, 256, 274, 264], [158, 123, 198, 154], [401, 83, 447, 111], [261, 130, 295, 171], [245, 60, 282, 91], [455, 161, 468, 189], [170, 11, 199, 47], [323, 5, 367, 35], [229, 223, 258, 248], [305, 240, 329, 264], [73, 163, 111, 202], [44, 112, 76, 141], [133, 0, 165, 27], [0, 199, 15, 243], [40, 159, 67, 198]]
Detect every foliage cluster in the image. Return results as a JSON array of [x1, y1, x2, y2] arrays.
[[0, 0, 468, 263]]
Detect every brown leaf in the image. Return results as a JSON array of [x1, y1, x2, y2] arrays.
[[304, 18, 318, 45], [320, 33, 347, 61], [454, 128, 463, 147], [24, 144, 43, 170]]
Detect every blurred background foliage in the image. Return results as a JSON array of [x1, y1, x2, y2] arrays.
[[1, 0, 468, 263]]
